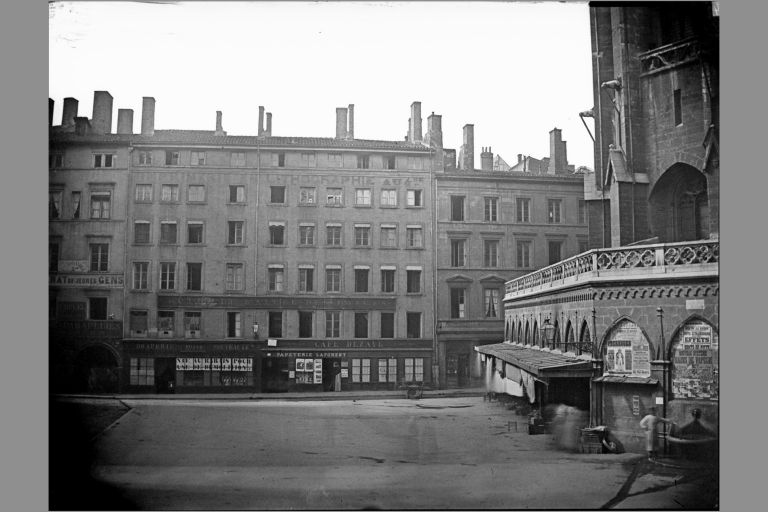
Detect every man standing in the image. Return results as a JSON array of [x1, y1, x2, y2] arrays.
[[639, 406, 674, 461]]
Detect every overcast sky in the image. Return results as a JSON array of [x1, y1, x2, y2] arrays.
[[49, 1, 595, 168]]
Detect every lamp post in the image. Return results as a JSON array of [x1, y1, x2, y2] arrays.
[[656, 307, 668, 455]]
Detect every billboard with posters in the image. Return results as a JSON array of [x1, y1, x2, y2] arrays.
[[603, 320, 651, 377], [671, 320, 719, 400]]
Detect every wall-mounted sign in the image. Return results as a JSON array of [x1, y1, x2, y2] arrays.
[[176, 357, 253, 372], [603, 320, 651, 377], [314, 358, 323, 384], [57, 301, 86, 320], [50, 273, 125, 288], [57, 260, 89, 273], [671, 320, 718, 401], [632, 396, 640, 416], [341, 368, 349, 378]]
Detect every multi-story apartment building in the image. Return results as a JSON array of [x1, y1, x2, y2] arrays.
[[50, 95, 442, 393], [477, 2, 719, 455], [435, 125, 588, 389]]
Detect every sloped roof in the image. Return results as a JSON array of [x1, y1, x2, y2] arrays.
[[475, 342, 592, 376]]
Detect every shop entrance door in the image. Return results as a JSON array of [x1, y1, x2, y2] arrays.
[[154, 358, 176, 394], [457, 354, 470, 387], [322, 359, 342, 391]]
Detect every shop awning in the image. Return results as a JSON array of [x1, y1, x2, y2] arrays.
[[593, 375, 659, 385], [475, 343, 593, 377]]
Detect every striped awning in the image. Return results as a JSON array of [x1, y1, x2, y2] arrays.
[[475, 343, 593, 377]]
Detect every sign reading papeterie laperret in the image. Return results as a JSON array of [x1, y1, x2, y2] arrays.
[[50, 273, 125, 288]]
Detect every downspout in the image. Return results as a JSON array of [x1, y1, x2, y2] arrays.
[[431, 147, 440, 389], [122, 144, 135, 392]]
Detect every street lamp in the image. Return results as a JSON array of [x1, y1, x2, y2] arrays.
[[252, 322, 260, 339], [541, 317, 556, 349]]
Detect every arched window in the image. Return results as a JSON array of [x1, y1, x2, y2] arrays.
[[603, 319, 651, 377], [670, 319, 719, 401], [524, 321, 530, 345], [518, 323, 524, 345], [509, 321, 516, 343], [579, 320, 591, 356], [553, 321, 562, 350], [505, 320, 510, 341], [564, 322, 575, 353], [532, 321, 539, 347]]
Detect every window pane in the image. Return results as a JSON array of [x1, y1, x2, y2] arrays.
[[381, 312, 394, 338]]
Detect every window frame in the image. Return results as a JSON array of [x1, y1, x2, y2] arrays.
[[132, 261, 150, 290], [547, 199, 563, 224], [93, 153, 116, 168], [159, 262, 176, 290], [134, 221, 151, 244], [190, 151, 206, 166], [517, 240, 533, 268], [354, 312, 369, 339], [225, 263, 245, 292], [88, 297, 108, 320], [298, 224, 316, 246], [270, 186, 286, 204], [227, 220, 245, 245], [187, 221, 204, 245], [186, 262, 203, 291], [406, 312, 422, 339], [354, 268, 369, 293], [516, 197, 531, 223], [380, 189, 398, 207], [299, 187, 317, 206], [159, 221, 178, 245], [483, 239, 500, 268], [187, 185, 206, 203], [450, 195, 465, 221], [298, 267, 315, 293], [226, 311, 242, 338], [135, 184, 153, 202], [354, 225, 371, 247], [380, 312, 395, 339], [380, 268, 396, 293], [298, 311, 313, 338], [268, 223, 286, 246], [325, 267, 342, 293], [406, 269, 422, 294], [326, 187, 344, 207], [450, 239, 466, 267], [450, 288, 466, 319], [325, 311, 341, 338], [161, 184, 179, 203], [229, 185, 246, 204], [89, 190, 112, 220], [406, 189, 423, 207], [484, 196, 499, 222], [354, 188, 372, 207], [90, 243, 109, 272], [165, 150, 180, 166]]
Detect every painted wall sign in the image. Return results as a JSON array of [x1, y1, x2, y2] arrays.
[[314, 358, 323, 384], [176, 357, 253, 372], [57, 301, 86, 320], [686, 299, 706, 310], [270, 351, 347, 359], [158, 295, 396, 311], [603, 320, 651, 377], [50, 273, 125, 288], [671, 321, 719, 401], [52, 320, 122, 340], [57, 260, 89, 273], [127, 342, 259, 353]]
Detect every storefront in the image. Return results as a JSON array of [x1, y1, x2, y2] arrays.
[[122, 340, 261, 393], [259, 339, 433, 392]]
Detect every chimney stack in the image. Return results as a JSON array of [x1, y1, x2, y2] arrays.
[[461, 124, 475, 171], [409, 101, 422, 143], [266, 112, 272, 136], [62, 97, 78, 128], [49, 99, 54, 128], [425, 112, 442, 149], [117, 109, 134, 134], [74, 117, 90, 136], [258, 106, 265, 136], [335, 107, 348, 139], [215, 111, 225, 136], [480, 146, 494, 171], [517, 154, 523, 163], [141, 97, 155, 136], [91, 91, 113, 134], [347, 104, 354, 139], [548, 128, 568, 174]]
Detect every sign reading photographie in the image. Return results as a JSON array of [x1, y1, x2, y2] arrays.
[[671, 320, 719, 401], [603, 320, 651, 377]]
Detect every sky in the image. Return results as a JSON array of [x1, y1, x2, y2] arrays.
[[49, 1, 595, 169]]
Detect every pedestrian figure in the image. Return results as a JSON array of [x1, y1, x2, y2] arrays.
[[639, 406, 673, 461]]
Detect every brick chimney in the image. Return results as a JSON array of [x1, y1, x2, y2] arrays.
[[425, 112, 442, 149], [336, 107, 348, 139], [480, 146, 494, 171], [74, 117, 90, 136], [347, 104, 354, 139], [409, 101, 422, 143], [117, 109, 133, 134], [460, 124, 474, 171], [215, 111, 225, 136], [266, 112, 272, 136], [62, 97, 78, 128], [548, 128, 568, 174], [91, 91, 113, 134], [258, 106, 265, 136], [141, 97, 155, 136]]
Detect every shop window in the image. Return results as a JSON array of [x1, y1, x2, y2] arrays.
[[270, 186, 286, 204], [450, 196, 465, 221], [484, 288, 500, 318], [186, 263, 202, 291], [484, 197, 498, 222], [325, 311, 340, 338], [351, 358, 371, 383], [354, 268, 369, 293], [406, 312, 422, 339], [354, 312, 368, 338], [268, 267, 284, 292], [406, 269, 421, 294], [517, 198, 531, 223], [184, 312, 201, 338], [160, 221, 178, 244], [269, 224, 285, 245], [133, 262, 149, 290], [380, 312, 394, 338], [451, 239, 466, 267], [135, 184, 153, 202], [407, 189, 423, 207], [269, 311, 283, 337], [451, 288, 466, 318], [381, 269, 395, 293], [49, 191, 63, 219], [158, 310, 175, 336], [160, 262, 176, 290], [228, 221, 244, 245], [134, 221, 151, 244], [227, 312, 241, 338], [90, 191, 111, 219], [165, 151, 180, 166], [229, 185, 245, 203], [161, 184, 179, 202], [129, 310, 148, 336], [130, 358, 155, 386], [90, 244, 109, 272], [187, 221, 204, 244], [404, 358, 424, 383], [326, 225, 342, 246], [226, 263, 244, 291], [299, 311, 313, 338], [298, 267, 314, 292]]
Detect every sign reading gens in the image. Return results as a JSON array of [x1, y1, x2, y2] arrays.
[[50, 273, 125, 288]]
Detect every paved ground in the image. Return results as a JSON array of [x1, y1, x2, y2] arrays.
[[50, 396, 718, 510]]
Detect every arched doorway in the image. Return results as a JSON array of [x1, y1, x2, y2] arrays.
[[649, 163, 710, 242], [74, 345, 119, 393]]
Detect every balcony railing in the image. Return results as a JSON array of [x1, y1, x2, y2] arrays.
[[638, 36, 701, 76], [505, 239, 719, 298]]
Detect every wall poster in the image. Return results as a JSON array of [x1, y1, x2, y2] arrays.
[[603, 320, 651, 377], [671, 320, 719, 400]]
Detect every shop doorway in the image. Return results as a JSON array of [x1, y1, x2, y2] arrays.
[[74, 345, 119, 393], [261, 358, 290, 392], [547, 377, 591, 411], [154, 358, 176, 394], [447, 353, 470, 388], [322, 359, 342, 392]]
